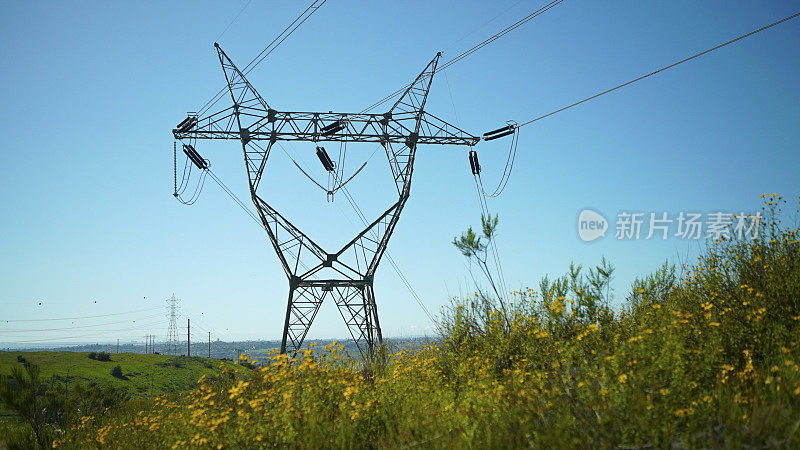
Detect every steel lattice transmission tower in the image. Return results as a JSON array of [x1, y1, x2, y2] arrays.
[[166, 294, 180, 355], [173, 43, 479, 358]]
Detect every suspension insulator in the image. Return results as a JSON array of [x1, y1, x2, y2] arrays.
[[316, 146, 336, 172], [176, 116, 193, 129], [183, 144, 208, 170], [321, 120, 345, 136], [176, 116, 198, 133], [483, 124, 515, 141], [468, 150, 481, 175]]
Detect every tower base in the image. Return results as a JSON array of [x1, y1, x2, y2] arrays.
[[280, 278, 382, 358]]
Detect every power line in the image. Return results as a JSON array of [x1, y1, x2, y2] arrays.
[[0, 314, 165, 333], [462, 10, 800, 298], [197, 0, 328, 117], [206, 170, 261, 226], [3, 320, 170, 344], [479, 127, 519, 198], [471, 173, 508, 300], [437, 0, 563, 74], [239, 0, 327, 78], [445, 72, 509, 303], [440, 0, 525, 55], [361, 0, 564, 113], [516, 10, 800, 128], [336, 185, 437, 325], [174, 166, 208, 206], [183, 309, 215, 334], [1, 306, 162, 323], [215, 0, 253, 42]]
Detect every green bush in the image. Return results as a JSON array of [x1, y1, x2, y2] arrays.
[[110, 366, 123, 379], [0, 364, 64, 448], [0, 363, 138, 449]]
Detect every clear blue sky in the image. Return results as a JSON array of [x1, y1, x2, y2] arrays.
[[1, 1, 798, 346]]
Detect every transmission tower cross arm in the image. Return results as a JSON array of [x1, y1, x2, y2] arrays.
[[173, 109, 479, 146], [172, 44, 478, 147]]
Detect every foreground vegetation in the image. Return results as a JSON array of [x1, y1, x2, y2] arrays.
[[4, 196, 799, 448], [0, 353, 249, 448], [0, 352, 249, 398]]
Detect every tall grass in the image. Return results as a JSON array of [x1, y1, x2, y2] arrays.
[[51, 196, 800, 448]]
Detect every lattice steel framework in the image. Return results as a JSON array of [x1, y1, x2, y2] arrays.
[[166, 294, 180, 355], [173, 43, 479, 358]]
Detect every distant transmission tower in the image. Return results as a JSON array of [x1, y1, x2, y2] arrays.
[[166, 294, 180, 355]]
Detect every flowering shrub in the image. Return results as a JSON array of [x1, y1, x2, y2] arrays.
[[57, 196, 800, 448]]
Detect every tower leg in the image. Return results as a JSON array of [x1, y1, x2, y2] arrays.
[[279, 286, 294, 354], [280, 282, 326, 356], [333, 283, 381, 357], [278, 281, 384, 359], [366, 285, 383, 344]]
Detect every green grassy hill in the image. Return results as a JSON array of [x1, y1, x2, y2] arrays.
[[0, 351, 250, 397]]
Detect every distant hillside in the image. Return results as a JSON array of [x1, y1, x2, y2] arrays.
[[6, 337, 434, 362], [0, 351, 251, 397]]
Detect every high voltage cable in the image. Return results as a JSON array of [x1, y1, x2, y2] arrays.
[[215, 0, 253, 42], [440, 0, 525, 55], [206, 170, 262, 226], [0, 314, 165, 333], [3, 320, 170, 344], [471, 174, 508, 299], [462, 10, 800, 296], [360, 0, 564, 114], [184, 310, 215, 334], [337, 185, 437, 325], [446, 72, 509, 303], [186, 312, 213, 331], [197, 0, 327, 117], [0, 322, 168, 338], [205, 167, 315, 275], [516, 10, 800, 129], [471, 10, 799, 202], [0, 321, 167, 341], [437, 0, 563, 73], [239, 0, 327, 78], [1, 306, 163, 323], [479, 128, 519, 198]]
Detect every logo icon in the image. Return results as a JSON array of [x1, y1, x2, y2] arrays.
[[578, 209, 608, 242]]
